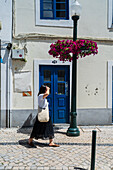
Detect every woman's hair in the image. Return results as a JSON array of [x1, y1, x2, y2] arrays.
[[38, 85, 47, 96]]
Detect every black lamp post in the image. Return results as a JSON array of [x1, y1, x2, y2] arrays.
[[67, 1, 81, 136]]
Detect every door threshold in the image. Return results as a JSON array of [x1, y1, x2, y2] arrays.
[[53, 123, 70, 130]]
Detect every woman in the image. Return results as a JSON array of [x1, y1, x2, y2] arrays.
[[28, 85, 59, 147]]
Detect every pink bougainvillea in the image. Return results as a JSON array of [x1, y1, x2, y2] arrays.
[[48, 39, 98, 62]]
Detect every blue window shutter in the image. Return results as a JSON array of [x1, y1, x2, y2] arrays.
[[40, 0, 69, 20]]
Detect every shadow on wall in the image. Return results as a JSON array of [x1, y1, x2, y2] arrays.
[[17, 113, 36, 134], [2, 48, 9, 64], [12, 58, 26, 72], [21, 113, 36, 127]]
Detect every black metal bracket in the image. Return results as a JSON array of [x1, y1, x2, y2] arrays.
[[52, 60, 57, 64]]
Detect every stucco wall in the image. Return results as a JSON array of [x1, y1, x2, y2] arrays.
[[14, 0, 72, 37], [78, 0, 112, 39], [14, 0, 113, 39], [0, 0, 12, 110], [12, 40, 113, 110], [12, 40, 53, 109], [0, 1, 12, 41], [0, 0, 12, 127], [78, 43, 113, 109]]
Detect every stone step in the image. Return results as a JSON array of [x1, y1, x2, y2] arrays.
[[53, 123, 70, 130]]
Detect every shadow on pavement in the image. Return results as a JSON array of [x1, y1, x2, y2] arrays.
[[17, 127, 66, 135], [54, 130, 66, 135], [19, 139, 49, 148], [0, 142, 19, 145], [74, 168, 87, 170], [0, 139, 113, 148]]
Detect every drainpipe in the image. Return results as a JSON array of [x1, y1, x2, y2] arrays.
[[6, 49, 10, 127], [0, 40, 12, 128], [5, 0, 13, 128], [6, 48, 12, 128], [6, 0, 13, 128], [6, 43, 12, 128]]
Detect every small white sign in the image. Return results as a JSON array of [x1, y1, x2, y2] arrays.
[[12, 49, 24, 59], [14, 71, 31, 92]]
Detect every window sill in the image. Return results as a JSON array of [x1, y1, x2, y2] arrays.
[[36, 18, 73, 28], [108, 26, 113, 31]]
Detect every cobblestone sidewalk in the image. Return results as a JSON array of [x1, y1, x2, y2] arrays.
[[0, 125, 113, 170]]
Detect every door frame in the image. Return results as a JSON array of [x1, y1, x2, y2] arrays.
[[108, 60, 113, 109], [108, 61, 113, 122], [34, 59, 72, 110]]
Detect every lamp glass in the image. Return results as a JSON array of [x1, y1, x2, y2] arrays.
[[71, 0, 82, 16]]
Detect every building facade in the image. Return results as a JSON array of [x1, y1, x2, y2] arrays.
[[1, 0, 113, 127]]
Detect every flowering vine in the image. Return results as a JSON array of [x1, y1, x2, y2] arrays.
[[48, 39, 98, 62]]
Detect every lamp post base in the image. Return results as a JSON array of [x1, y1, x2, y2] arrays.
[[67, 127, 80, 136], [66, 111, 80, 136]]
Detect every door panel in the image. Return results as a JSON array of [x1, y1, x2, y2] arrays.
[[54, 66, 69, 123], [39, 65, 70, 123]]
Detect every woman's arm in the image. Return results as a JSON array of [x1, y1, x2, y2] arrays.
[[43, 86, 50, 99]]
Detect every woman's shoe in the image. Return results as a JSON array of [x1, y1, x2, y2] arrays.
[[49, 143, 59, 147], [28, 142, 37, 148]]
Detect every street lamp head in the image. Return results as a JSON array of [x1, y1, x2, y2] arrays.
[[71, 0, 82, 17]]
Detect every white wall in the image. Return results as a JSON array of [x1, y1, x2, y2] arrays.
[[78, 0, 111, 39], [0, 1, 12, 41], [0, 0, 12, 127], [14, 0, 72, 37], [78, 43, 113, 109], [14, 0, 113, 39], [12, 40, 53, 109], [12, 40, 113, 110]]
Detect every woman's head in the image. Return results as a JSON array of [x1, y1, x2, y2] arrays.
[[38, 85, 47, 96]]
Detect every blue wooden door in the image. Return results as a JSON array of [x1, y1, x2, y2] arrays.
[[39, 65, 70, 123]]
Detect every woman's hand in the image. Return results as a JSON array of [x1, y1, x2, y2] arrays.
[[46, 86, 50, 90], [43, 86, 50, 99]]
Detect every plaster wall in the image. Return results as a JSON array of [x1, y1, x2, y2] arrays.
[[14, 0, 72, 37], [0, 0, 12, 127], [78, 0, 111, 39], [0, 0, 12, 110], [12, 40, 53, 109], [14, 0, 113, 39], [12, 40, 113, 110], [0, 1, 12, 42], [78, 43, 113, 109]]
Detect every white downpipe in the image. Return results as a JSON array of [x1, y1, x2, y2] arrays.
[[9, 55, 12, 127], [6, 49, 12, 127]]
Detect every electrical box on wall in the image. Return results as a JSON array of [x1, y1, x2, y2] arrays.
[[12, 49, 24, 59]]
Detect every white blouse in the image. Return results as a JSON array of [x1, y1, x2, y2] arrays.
[[38, 94, 47, 109]]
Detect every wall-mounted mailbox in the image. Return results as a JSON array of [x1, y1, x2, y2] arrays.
[[12, 49, 24, 59]]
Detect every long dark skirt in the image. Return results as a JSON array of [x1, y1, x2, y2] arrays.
[[30, 116, 54, 140]]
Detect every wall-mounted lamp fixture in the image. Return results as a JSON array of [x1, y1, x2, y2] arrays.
[[7, 43, 12, 50]]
